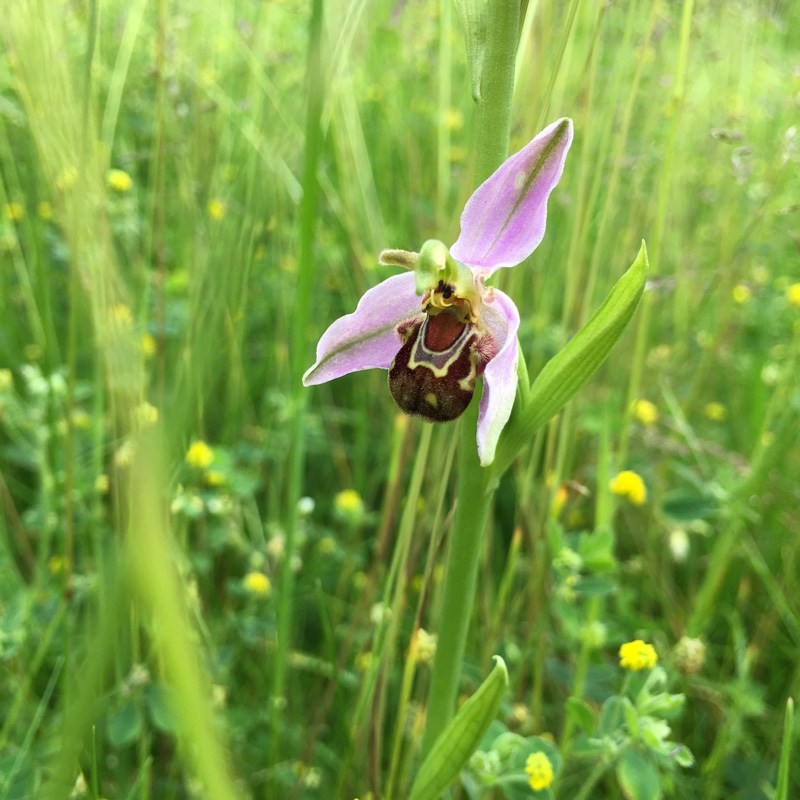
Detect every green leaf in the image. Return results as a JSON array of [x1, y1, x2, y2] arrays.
[[660, 490, 717, 522], [578, 526, 617, 572], [775, 697, 795, 800], [670, 743, 695, 768], [409, 656, 508, 800], [623, 698, 639, 737], [599, 696, 626, 735], [107, 700, 144, 748], [494, 242, 647, 476], [145, 684, 177, 734], [566, 697, 597, 737], [574, 576, 617, 597], [616, 749, 662, 800], [453, 0, 487, 101]]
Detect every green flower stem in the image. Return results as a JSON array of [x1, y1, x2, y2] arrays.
[[472, 0, 519, 186], [420, 0, 520, 756], [271, 0, 324, 766]]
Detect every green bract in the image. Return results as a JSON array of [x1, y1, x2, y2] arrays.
[[492, 241, 649, 478], [408, 656, 508, 800]]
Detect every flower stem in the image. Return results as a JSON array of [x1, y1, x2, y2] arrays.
[[421, 0, 520, 756], [271, 0, 324, 767]]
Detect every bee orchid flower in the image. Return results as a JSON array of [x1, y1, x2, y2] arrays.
[[303, 118, 573, 466]]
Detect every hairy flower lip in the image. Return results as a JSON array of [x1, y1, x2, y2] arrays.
[[303, 119, 574, 466]]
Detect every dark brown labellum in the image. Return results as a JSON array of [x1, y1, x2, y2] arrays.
[[388, 312, 482, 422]]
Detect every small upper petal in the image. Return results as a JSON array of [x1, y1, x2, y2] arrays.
[[477, 289, 520, 466], [451, 118, 573, 275], [303, 272, 421, 386]]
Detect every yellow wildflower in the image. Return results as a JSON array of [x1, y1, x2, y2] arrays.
[[415, 628, 437, 665], [672, 636, 705, 675], [619, 639, 658, 671], [133, 402, 158, 427], [186, 440, 214, 469], [525, 751, 554, 791], [318, 536, 336, 555], [109, 303, 133, 327], [114, 439, 134, 467], [609, 470, 647, 505], [4, 202, 24, 221], [786, 283, 800, 307], [48, 555, 68, 575], [204, 469, 225, 486], [632, 399, 658, 426], [443, 108, 464, 131], [37, 201, 52, 220], [355, 652, 373, 672], [107, 168, 133, 192], [335, 489, 364, 515], [141, 333, 157, 357], [732, 283, 751, 304], [55, 166, 78, 191], [207, 199, 225, 220], [72, 409, 92, 429], [550, 484, 568, 518], [243, 571, 271, 597], [704, 402, 727, 421]]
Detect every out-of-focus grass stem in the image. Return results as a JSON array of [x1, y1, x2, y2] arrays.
[[619, 0, 694, 468], [558, 406, 612, 764], [271, 0, 325, 767]]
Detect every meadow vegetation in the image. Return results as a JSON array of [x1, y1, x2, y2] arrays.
[[0, 0, 799, 798]]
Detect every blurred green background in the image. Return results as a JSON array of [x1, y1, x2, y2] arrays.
[[1, 0, 799, 798]]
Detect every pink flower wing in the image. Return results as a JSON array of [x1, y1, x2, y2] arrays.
[[477, 289, 520, 466], [303, 272, 421, 386], [451, 118, 573, 275]]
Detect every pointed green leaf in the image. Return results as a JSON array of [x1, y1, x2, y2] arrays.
[[494, 243, 648, 476], [409, 656, 508, 800], [775, 697, 794, 800], [145, 684, 177, 734], [106, 700, 144, 748], [623, 698, 639, 737], [616, 749, 662, 800], [566, 697, 597, 737]]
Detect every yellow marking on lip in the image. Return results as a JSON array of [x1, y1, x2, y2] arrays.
[[425, 393, 438, 409]]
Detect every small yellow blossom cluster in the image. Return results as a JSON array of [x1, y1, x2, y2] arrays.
[[415, 628, 437, 665], [186, 440, 214, 469], [619, 639, 658, 671], [672, 635, 705, 674], [243, 571, 271, 597], [704, 402, 727, 421], [787, 283, 800, 307], [141, 333, 157, 358], [525, 751, 554, 791], [732, 283, 751, 304], [109, 303, 134, 328], [207, 199, 226, 220], [107, 168, 133, 192], [335, 489, 364, 516], [133, 402, 158, 428], [609, 470, 647, 505], [632, 399, 658, 426], [4, 202, 24, 221]]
